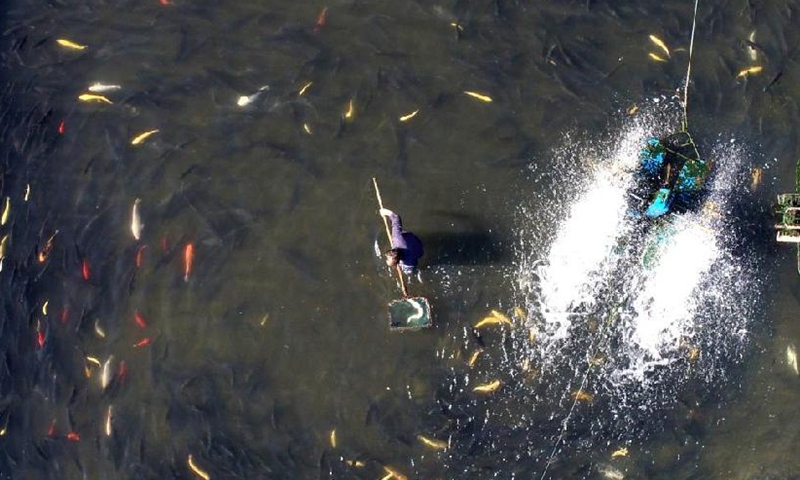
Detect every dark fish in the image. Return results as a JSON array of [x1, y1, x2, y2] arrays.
[[280, 247, 320, 282]]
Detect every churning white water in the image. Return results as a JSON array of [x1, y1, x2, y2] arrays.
[[515, 101, 761, 398]]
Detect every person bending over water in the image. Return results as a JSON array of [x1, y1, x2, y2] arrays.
[[379, 208, 424, 281]]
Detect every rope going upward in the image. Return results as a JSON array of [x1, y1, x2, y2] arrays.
[[682, 0, 701, 130]]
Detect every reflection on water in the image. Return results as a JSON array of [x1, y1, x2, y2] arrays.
[[0, 0, 799, 478]]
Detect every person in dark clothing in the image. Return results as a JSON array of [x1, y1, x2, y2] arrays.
[[379, 208, 424, 278]]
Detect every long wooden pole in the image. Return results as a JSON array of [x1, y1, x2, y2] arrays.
[[372, 177, 408, 297]]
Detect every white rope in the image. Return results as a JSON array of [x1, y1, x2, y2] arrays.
[[682, 0, 701, 130]]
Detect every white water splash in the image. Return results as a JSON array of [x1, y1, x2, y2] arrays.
[[515, 101, 761, 396], [534, 122, 648, 339]]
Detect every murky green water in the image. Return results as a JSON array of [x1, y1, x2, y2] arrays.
[[1, 0, 799, 478]]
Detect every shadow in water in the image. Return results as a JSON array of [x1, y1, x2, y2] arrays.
[[421, 211, 511, 266]]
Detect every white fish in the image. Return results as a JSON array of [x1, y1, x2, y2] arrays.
[[101, 356, 114, 390], [788, 344, 798, 375], [746, 30, 757, 62], [88, 83, 122, 93], [598, 464, 625, 480], [131, 198, 143, 240], [104, 406, 113, 436], [236, 85, 269, 107]]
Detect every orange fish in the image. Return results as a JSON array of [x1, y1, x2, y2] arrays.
[[134, 310, 147, 329], [184, 243, 194, 282], [58, 120, 65, 135], [313, 7, 327, 33], [135, 245, 146, 268], [66, 431, 80, 442], [133, 337, 151, 348], [38, 231, 58, 263], [36, 329, 45, 349], [117, 360, 128, 382], [82, 259, 90, 281]]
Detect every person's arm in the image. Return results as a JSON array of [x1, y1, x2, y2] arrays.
[[388, 213, 407, 250]]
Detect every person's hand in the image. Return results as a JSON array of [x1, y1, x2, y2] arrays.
[[379, 208, 394, 217]]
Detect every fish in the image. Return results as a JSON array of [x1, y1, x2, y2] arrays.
[[136, 245, 146, 268], [56, 38, 87, 50], [133, 337, 152, 348], [66, 431, 80, 441], [313, 7, 328, 33], [746, 30, 757, 61], [648, 52, 667, 63], [82, 258, 91, 281], [345, 460, 365, 467], [86, 356, 101, 367], [131, 129, 159, 145], [117, 361, 128, 383], [184, 243, 194, 281], [88, 83, 121, 93], [598, 464, 625, 480], [329, 429, 337, 448], [521, 358, 531, 372], [298, 81, 313, 96], [382, 466, 408, 480], [1, 197, 9, 225], [343, 99, 355, 119], [648, 35, 670, 57], [58, 120, 65, 134], [490, 309, 512, 324], [42, 301, 48, 316], [259, 314, 269, 326], [512, 306, 526, 320], [0, 235, 7, 261], [473, 316, 508, 329], [736, 65, 762, 79], [472, 380, 501, 393], [24, 184, 30, 202], [235, 86, 269, 107], [463, 90, 492, 102], [104, 406, 112, 436], [36, 322, 45, 349], [134, 310, 147, 329], [131, 198, 143, 239], [38, 231, 58, 263], [751, 167, 762, 190], [627, 104, 639, 115], [688, 347, 700, 362], [303, 123, 312, 134], [188, 455, 210, 480], [101, 356, 114, 390], [78, 93, 113, 104], [417, 435, 448, 450], [787, 344, 798, 375], [588, 356, 604, 366], [94, 319, 106, 338], [399, 109, 419, 122], [611, 447, 628, 458], [467, 349, 482, 367], [572, 390, 593, 402]]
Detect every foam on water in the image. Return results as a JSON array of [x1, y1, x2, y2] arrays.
[[515, 100, 762, 409]]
